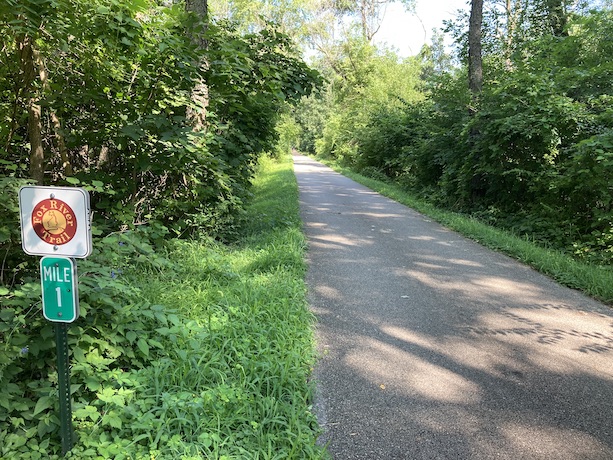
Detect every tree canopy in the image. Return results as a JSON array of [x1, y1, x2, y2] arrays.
[[1, 0, 321, 237], [294, 0, 613, 265]]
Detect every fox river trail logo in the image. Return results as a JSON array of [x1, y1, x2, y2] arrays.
[[32, 198, 77, 245]]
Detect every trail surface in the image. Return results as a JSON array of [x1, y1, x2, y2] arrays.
[[293, 154, 613, 460]]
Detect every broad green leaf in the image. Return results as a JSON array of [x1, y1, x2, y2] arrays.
[[137, 338, 149, 357], [32, 396, 53, 416]]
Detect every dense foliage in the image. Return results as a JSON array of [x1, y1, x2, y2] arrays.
[[1, 0, 322, 456], [1, 155, 325, 458], [0, 0, 320, 360], [296, 5, 613, 265], [1, 0, 320, 237]]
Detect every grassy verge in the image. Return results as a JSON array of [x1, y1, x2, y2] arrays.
[[317, 157, 613, 305], [133, 155, 323, 459], [46, 154, 324, 459]]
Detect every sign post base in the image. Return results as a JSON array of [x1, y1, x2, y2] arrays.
[[55, 323, 73, 456]]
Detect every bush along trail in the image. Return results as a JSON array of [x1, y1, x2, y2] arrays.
[[0, 155, 326, 459]]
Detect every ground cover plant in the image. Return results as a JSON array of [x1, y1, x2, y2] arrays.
[[0, 154, 326, 459]]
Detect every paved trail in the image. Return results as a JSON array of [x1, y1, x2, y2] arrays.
[[293, 155, 613, 460]]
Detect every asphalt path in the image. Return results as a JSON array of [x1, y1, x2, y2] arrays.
[[293, 154, 613, 460]]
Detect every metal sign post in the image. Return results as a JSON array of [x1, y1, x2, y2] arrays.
[[55, 323, 74, 455], [40, 256, 78, 454], [18, 186, 92, 456]]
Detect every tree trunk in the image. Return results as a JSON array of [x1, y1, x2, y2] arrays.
[[185, 0, 208, 27], [504, 0, 521, 69], [28, 101, 45, 184], [185, 0, 209, 131], [468, 0, 484, 97], [33, 47, 72, 176], [545, 0, 567, 36], [359, 0, 383, 42], [361, 1, 369, 40], [18, 35, 45, 184], [467, 0, 484, 201]]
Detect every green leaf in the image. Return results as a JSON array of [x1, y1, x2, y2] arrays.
[[73, 405, 100, 421], [0, 393, 11, 410], [85, 376, 102, 391], [137, 338, 149, 357], [72, 347, 86, 362], [104, 412, 123, 429], [33, 396, 53, 416], [0, 307, 14, 320]]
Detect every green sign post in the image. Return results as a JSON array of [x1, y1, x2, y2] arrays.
[[55, 323, 74, 455], [40, 256, 79, 323], [40, 256, 78, 454]]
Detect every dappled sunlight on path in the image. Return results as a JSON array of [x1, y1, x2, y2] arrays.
[[295, 154, 613, 459]]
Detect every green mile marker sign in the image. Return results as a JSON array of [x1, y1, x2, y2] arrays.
[[40, 256, 79, 323]]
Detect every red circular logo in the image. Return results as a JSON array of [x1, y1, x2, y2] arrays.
[[31, 198, 77, 245]]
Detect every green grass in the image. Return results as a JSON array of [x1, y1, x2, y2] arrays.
[[317, 158, 613, 305], [138, 155, 324, 459], [59, 155, 326, 459]]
